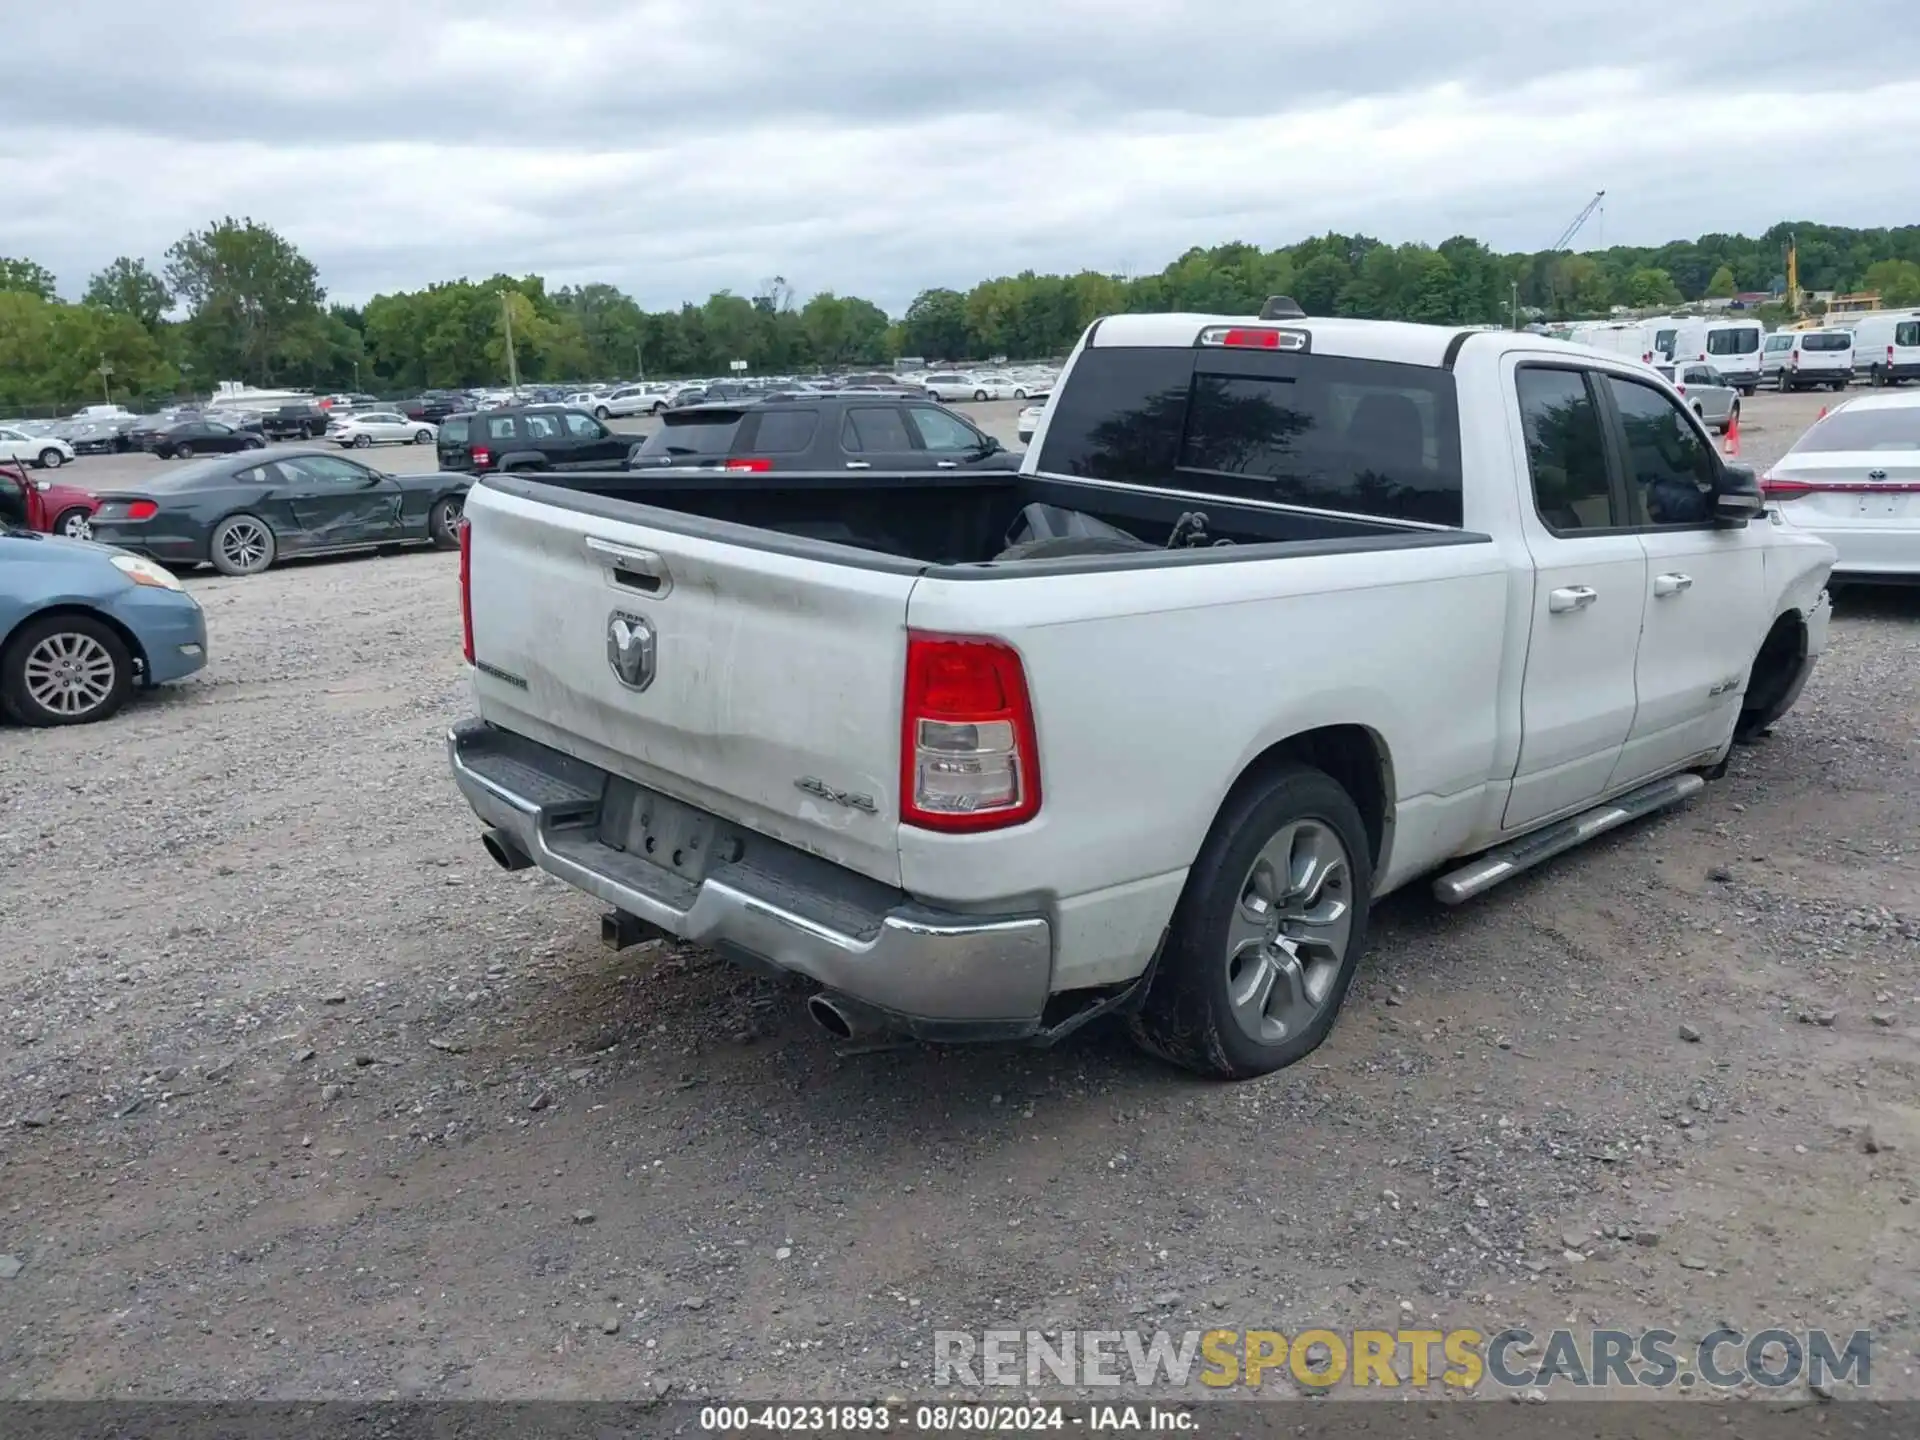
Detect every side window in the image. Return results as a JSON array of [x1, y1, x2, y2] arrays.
[[1603, 375, 1717, 527], [843, 406, 914, 453], [564, 413, 606, 439], [286, 455, 374, 487], [908, 406, 984, 453], [441, 416, 469, 444], [1516, 367, 1615, 532], [1684, 366, 1716, 386], [205, 422, 232, 435], [750, 410, 818, 454], [523, 414, 562, 440], [486, 415, 518, 441]]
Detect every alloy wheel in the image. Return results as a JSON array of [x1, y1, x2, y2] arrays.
[[22, 631, 118, 718], [1221, 819, 1354, 1045], [220, 519, 271, 572]]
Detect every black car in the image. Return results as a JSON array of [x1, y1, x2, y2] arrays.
[[629, 394, 1019, 474], [87, 449, 471, 577], [436, 406, 630, 475], [262, 401, 329, 440], [147, 417, 267, 460]]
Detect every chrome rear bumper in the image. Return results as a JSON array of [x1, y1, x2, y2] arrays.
[[447, 721, 1053, 1032]]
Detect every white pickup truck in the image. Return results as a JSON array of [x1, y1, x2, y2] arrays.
[[450, 303, 1834, 1079]]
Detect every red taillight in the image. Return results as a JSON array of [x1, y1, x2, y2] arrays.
[[1765, 477, 1920, 497], [125, 499, 159, 521], [1197, 325, 1302, 350], [471, 446, 492, 468], [1891, 346, 1897, 360], [1675, 385, 1687, 395], [724, 457, 772, 472], [900, 633, 1041, 833], [458, 519, 474, 665]]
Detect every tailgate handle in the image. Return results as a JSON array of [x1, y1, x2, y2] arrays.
[[585, 537, 673, 597]]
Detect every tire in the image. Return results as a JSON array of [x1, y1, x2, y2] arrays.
[[1013, 388, 1028, 400], [595, 406, 611, 421], [973, 389, 988, 401], [53, 508, 93, 541], [241, 438, 263, 450], [1128, 764, 1373, 1079], [651, 401, 665, 415], [1, 612, 133, 727], [414, 429, 433, 445], [1735, 617, 1807, 742], [427, 494, 463, 550], [352, 432, 372, 448], [1832, 380, 1846, 392], [36, 448, 64, 470], [208, 513, 277, 576], [175, 442, 195, 460], [1870, 366, 1886, 388], [1775, 371, 1791, 394], [1691, 404, 1704, 423]]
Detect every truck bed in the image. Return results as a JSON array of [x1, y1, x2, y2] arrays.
[[476, 468, 1481, 572]]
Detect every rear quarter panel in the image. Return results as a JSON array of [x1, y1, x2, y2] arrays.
[[901, 542, 1511, 983]]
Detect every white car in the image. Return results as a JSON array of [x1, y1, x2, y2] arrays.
[[0, 426, 74, 469], [921, 371, 1017, 402], [1016, 392, 1050, 443], [1763, 391, 1920, 582], [452, 310, 1832, 1080], [327, 411, 438, 448], [591, 385, 667, 419]]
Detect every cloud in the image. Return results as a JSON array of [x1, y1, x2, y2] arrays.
[[3, 0, 1917, 312]]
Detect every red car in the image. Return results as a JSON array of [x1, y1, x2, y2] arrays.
[[0, 460, 100, 539]]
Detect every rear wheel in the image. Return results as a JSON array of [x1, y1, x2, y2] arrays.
[[1, 612, 133, 727], [1129, 764, 1372, 1079], [175, 442, 195, 460], [595, 406, 611, 420], [427, 494, 463, 549], [352, 432, 372, 448], [54, 508, 93, 541], [36, 448, 64, 470], [973, 389, 988, 401], [209, 513, 277, 576]]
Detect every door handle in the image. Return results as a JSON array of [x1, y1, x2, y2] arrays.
[[1653, 572, 1694, 597], [583, 537, 673, 597], [1547, 585, 1598, 613], [935, 460, 959, 469], [845, 460, 871, 470]]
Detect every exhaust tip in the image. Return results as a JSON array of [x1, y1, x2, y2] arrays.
[[807, 994, 856, 1041], [480, 827, 531, 871]]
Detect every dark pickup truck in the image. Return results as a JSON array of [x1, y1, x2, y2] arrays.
[[262, 402, 330, 440]]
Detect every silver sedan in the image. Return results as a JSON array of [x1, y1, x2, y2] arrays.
[[1655, 361, 1740, 435]]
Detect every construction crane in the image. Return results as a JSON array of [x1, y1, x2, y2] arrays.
[[1547, 191, 1606, 252]]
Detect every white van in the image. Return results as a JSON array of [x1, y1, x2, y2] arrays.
[[1669, 317, 1766, 393], [1562, 317, 1683, 365], [1760, 329, 1855, 393], [1847, 311, 1920, 387]]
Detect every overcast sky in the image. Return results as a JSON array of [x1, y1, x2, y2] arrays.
[[4, 0, 1917, 315]]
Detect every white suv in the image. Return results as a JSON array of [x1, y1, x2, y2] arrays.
[[1762, 330, 1854, 393]]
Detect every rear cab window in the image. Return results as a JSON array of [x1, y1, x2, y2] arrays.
[[1800, 332, 1851, 352], [1707, 328, 1760, 356], [1896, 321, 1920, 348], [1035, 344, 1464, 526]]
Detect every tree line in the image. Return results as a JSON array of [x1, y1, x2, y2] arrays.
[[3, 216, 1919, 413]]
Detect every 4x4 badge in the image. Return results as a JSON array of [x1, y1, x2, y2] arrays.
[[606, 611, 656, 691]]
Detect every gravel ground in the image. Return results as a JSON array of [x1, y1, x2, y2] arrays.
[[1, 395, 1916, 1403]]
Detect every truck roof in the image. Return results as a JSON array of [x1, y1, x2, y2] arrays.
[[1086, 311, 1473, 367]]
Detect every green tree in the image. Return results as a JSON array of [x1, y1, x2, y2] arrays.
[[901, 288, 969, 361], [1292, 254, 1353, 316], [1623, 267, 1684, 309], [165, 217, 325, 383], [1863, 258, 1920, 308], [85, 257, 173, 329], [0, 256, 58, 300], [1706, 265, 1737, 300]]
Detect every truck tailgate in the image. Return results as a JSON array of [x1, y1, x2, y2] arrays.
[[463, 481, 915, 886]]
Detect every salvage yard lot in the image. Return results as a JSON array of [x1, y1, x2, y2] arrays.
[[1, 392, 1917, 1400]]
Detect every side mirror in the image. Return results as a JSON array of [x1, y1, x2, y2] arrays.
[[980, 434, 1003, 454], [1714, 464, 1762, 528]]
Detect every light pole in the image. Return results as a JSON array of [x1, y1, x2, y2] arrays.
[[97, 353, 114, 404], [497, 290, 521, 391], [1511, 280, 1521, 331]]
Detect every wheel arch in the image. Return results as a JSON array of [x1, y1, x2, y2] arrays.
[[1737, 607, 1810, 739], [3, 602, 149, 682], [1216, 723, 1396, 876]]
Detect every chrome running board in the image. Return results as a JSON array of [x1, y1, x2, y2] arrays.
[[1432, 773, 1706, 905]]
